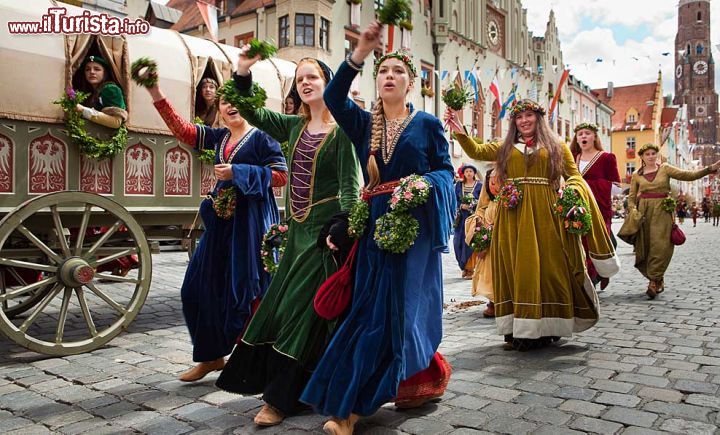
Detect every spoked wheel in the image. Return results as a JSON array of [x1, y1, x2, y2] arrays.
[[0, 192, 152, 355]]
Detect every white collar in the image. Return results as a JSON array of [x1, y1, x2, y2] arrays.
[[514, 142, 534, 154]]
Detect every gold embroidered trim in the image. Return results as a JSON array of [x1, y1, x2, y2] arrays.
[[507, 177, 550, 185], [382, 111, 417, 165]]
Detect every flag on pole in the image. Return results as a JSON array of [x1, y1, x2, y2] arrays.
[[196, 0, 219, 42], [499, 83, 518, 119], [489, 74, 501, 108], [387, 26, 395, 53], [548, 69, 570, 124], [467, 73, 479, 102]]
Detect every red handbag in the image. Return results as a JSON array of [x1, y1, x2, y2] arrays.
[[670, 223, 686, 245], [314, 240, 359, 320]]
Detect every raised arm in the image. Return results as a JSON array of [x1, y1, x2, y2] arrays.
[[664, 162, 719, 181], [452, 133, 500, 162], [148, 85, 198, 147], [323, 61, 371, 151]]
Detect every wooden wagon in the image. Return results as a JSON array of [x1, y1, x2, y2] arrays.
[[0, 0, 295, 355]]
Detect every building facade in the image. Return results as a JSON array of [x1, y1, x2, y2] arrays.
[[673, 0, 718, 166], [568, 74, 613, 150], [594, 74, 664, 186]]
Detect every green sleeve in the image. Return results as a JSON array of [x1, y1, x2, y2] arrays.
[[664, 164, 711, 182], [335, 129, 361, 211], [233, 73, 298, 143], [99, 83, 126, 109]]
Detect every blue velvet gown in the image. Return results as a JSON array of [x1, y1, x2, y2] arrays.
[[182, 125, 286, 362], [453, 180, 483, 270], [300, 61, 455, 418]]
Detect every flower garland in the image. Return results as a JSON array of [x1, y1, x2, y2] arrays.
[[212, 187, 237, 219], [378, 0, 413, 30], [509, 101, 546, 118], [442, 85, 472, 111], [217, 80, 267, 113], [53, 87, 127, 160], [554, 187, 592, 235], [348, 200, 370, 239], [374, 211, 419, 254], [390, 174, 431, 212], [130, 57, 158, 88], [245, 39, 278, 60], [661, 196, 677, 214], [470, 224, 493, 252], [261, 222, 289, 274], [495, 180, 523, 209]]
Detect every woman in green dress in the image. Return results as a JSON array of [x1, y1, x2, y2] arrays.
[[215, 52, 360, 426], [626, 143, 720, 298], [446, 100, 619, 350], [74, 55, 127, 129]]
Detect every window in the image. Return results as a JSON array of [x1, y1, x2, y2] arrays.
[[279, 15, 290, 47], [626, 137, 636, 149], [627, 113, 636, 123], [626, 162, 636, 175], [374, 0, 385, 10], [697, 11, 702, 21], [295, 14, 315, 47], [696, 43, 704, 55], [320, 18, 330, 50], [234, 32, 253, 48]]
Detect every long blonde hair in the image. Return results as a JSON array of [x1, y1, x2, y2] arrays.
[[495, 105, 564, 185]]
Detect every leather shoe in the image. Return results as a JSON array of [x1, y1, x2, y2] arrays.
[[323, 414, 359, 435], [483, 301, 495, 318], [178, 358, 224, 382], [254, 404, 284, 426]]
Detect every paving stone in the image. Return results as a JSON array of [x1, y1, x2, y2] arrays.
[[554, 387, 597, 401], [620, 427, 667, 435], [41, 410, 94, 429], [522, 407, 572, 425], [6, 423, 52, 434], [659, 418, 717, 435], [482, 416, 538, 434], [643, 401, 711, 422], [684, 393, 720, 409], [559, 400, 606, 417], [601, 406, 658, 427], [0, 417, 36, 432], [636, 387, 683, 403], [594, 392, 641, 408], [569, 416, 622, 434], [513, 393, 563, 407], [673, 379, 719, 394], [614, 373, 669, 388], [398, 417, 455, 434], [591, 379, 635, 393], [134, 416, 195, 434], [57, 418, 111, 435], [444, 395, 491, 410], [480, 401, 530, 418], [144, 394, 194, 411]]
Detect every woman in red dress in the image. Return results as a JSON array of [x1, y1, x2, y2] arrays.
[[571, 123, 620, 289]]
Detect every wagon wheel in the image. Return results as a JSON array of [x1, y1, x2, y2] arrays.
[[0, 192, 152, 355], [0, 267, 51, 318]]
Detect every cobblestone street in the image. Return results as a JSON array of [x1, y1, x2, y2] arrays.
[[2, 220, 720, 435]]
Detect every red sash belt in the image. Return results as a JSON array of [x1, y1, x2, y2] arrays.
[[638, 193, 668, 199], [361, 180, 401, 201]]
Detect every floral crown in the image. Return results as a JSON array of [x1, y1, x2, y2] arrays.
[[574, 122, 598, 133], [373, 50, 417, 79], [638, 143, 659, 155], [509, 101, 546, 118]]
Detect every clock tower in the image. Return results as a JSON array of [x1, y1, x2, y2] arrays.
[[674, 0, 718, 151]]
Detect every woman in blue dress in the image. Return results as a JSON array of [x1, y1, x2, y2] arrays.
[[143, 77, 287, 382], [300, 21, 455, 434], [453, 164, 483, 278]]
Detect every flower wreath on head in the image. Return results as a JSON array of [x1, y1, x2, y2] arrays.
[[509, 101, 546, 118], [638, 143, 660, 155], [373, 50, 417, 79], [574, 122, 598, 133]]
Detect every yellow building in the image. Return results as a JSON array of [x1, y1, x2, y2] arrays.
[[594, 72, 663, 186]]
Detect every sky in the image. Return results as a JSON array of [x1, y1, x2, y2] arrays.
[[523, 0, 720, 96]]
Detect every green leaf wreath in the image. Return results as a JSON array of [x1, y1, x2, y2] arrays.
[[554, 187, 592, 235], [245, 38, 279, 60], [378, 0, 413, 30], [348, 199, 370, 239], [661, 196, 677, 214], [53, 87, 127, 160], [197, 149, 216, 165], [442, 84, 472, 111], [261, 222, 289, 274], [374, 211, 419, 254], [130, 57, 158, 88], [212, 187, 237, 220], [217, 80, 267, 112]]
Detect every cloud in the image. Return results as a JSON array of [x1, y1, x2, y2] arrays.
[[521, 0, 720, 96]]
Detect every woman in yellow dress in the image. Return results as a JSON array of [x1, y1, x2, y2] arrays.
[[626, 143, 720, 299], [465, 168, 499, 317], [446, 99, 619, 350]]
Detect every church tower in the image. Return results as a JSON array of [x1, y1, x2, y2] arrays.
[[674, 0, 718, 154]]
